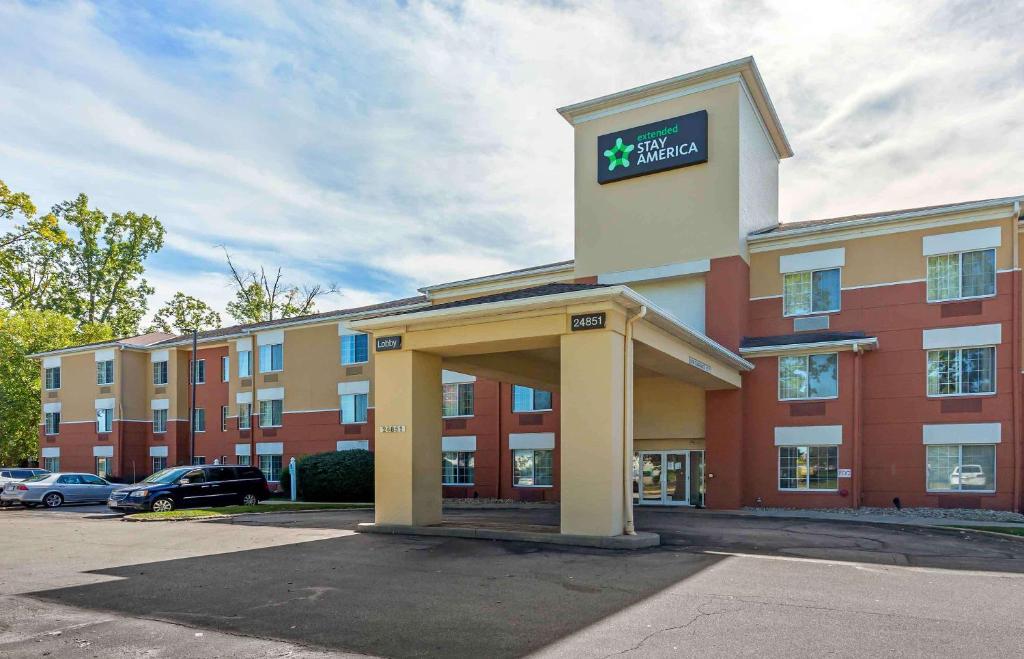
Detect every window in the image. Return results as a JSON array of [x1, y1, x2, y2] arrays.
[[442, 452, 475, 485], [152, 409, 168, 433], [341, 333, 369, 365], [442, 383, 474, 417], [259, 344, 283, 373], [927, 249, 995, 302], [511, 385, 552, 412], [926, 347, 995, 396], [96, 408, 113, 433], [778, 353, 838, 400], [96, 360, 114, 385], [259, 454, 283, 482], [221, 356, 230, 382], [44, 412, 60, 435], [152, 456, 167, 473], [513, 449, 553, 486], [194, 408, 206, 432], [237, 454, 251, 466], [189, 359, 206, 384], [778, 446, 839, 490], [153, 361, 168, 385], [238, 403, 252, 430], [95, 456, 113, 479], [783, 268, 840, 316], [44, 367, 60, 390], [340, 393, 368, 424], [927, 444, 996, 492], [238, 350, 253, 377], [259, 399, 283, 427], [192, 456, 206, 466], [43, 456, 59, 472], [221, 405, 229, 432]]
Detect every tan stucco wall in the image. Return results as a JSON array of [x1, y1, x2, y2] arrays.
[[120, 350, 148, 421], [277, 322, 375, 412], [633, 376, 705, 440], [573, 83, 745, 278], [50, 352, 100, 422], [749, 216, 1015, 298]]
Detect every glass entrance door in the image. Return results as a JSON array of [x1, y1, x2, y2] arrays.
[[635, 450, 704, 506]]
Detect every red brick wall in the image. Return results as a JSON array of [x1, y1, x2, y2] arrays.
[[498, 383, 561, 502], [442, 379, 500, 499]]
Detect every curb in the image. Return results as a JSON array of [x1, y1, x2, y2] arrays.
[[122, 506, 373, 523], [357, 522, 661, 550], [939, 526, 1024, 542]]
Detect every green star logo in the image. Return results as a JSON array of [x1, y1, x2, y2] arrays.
[[603, 137, 634, 171]]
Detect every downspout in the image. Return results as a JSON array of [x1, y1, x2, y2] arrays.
[[851, 343, 864, 509], [1013, 200, 1022, 513], [623, 305, 647, 535]]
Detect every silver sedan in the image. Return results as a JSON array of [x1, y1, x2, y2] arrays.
[[0, 472, 123, 508]]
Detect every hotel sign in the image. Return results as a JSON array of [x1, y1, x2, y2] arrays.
[[375, 335, 402, 352], [597, 110, 708, 184]]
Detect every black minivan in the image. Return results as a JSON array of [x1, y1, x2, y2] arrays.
[[108, 464, 271, 512]]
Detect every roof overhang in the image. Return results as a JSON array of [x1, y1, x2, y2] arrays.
[[352, 285, 753, 373], [418, 261, 576, 297], [740, 337, 879, 358], [556, 56, 793, 159]]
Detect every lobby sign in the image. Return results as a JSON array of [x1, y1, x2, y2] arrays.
[[375, 335, 402, 352], [597, 110, 708, 184]]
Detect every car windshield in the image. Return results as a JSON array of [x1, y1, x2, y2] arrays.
[[141, 467, 191, 484]]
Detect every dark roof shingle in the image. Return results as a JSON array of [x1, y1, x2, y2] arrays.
[[741, 330, 871, 350]]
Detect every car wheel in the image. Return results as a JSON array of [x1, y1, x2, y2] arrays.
[[43, 493, 63, 508], [151, 497, 175, 513], [241, 493, 258, 507]]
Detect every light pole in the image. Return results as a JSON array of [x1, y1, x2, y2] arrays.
[[188, 328, 198, 466]]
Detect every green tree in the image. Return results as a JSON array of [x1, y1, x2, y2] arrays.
[[47, 194, 165, 336], [0, 309, 112, 465], [0, 180, 68, 308], [224, 248, 338, 323], [149, 292, 222, 334]]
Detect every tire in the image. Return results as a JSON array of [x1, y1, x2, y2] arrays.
[[150, 497, 175, 513], [43, 492, 63, 508], [241, 493, 258, 507]]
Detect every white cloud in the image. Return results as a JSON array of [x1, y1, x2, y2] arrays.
[[0, 0, 1021, 321]]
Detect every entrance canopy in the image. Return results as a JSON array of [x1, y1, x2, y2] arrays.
[[351, 282, 751, 539]]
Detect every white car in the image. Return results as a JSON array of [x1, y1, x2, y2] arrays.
[[950, 464, 986, 488], [0, 468, 49, 506]]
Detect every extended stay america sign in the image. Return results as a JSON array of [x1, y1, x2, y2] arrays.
[[597, 110, 708, 184]]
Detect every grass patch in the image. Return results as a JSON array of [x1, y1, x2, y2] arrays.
[[125, 502, 371, 521], [944, 525, 1024, 537]]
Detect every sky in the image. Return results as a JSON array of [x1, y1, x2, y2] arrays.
[[1, 0, 1022, 325]]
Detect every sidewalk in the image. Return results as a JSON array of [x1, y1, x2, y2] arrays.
[[660, 506, 1024, 530]]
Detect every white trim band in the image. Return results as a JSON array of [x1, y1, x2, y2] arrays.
[[256, 442, 283, 455], [922, 226, 1001, 256], [256, 330, 284, 346], [922, 323, 1001, 350], [774, 425, 843, 447], [235, 338, 253, 352], [150, 350, 169, 363], [923, 423, 1001, 445], [337, 440, 369, 451], [236, 392, 253, 405], [150, 398, 169, 411], [257, 387, 284, 401], [779, 248, 846, 274], [442, 370, 476, 384], [43, 402, 61, 413], [149, 446, 168, 458], [235, 443, 251, 457], [95, 348, 115, 362], [442, 436, 477, 452], [93, 445, 114, 457], [509, 432, 555, 450], [41, 447, 60, 458], [95, 398, 115, 410], [338, 380, 370, 396], [43, 356, 61, 369]]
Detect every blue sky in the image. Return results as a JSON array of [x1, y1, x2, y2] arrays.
[[1, 1, 1022, 323]]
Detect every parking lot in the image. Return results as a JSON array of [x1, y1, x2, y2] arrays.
[[2, 505, 1024, 657]]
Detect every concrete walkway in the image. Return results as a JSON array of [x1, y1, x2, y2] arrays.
[[657, 506, 1024, 530]]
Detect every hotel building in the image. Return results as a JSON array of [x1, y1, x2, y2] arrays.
[[33, 58, 1023, 536]]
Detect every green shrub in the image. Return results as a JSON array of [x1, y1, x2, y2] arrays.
[[279, 450, 373, 502]]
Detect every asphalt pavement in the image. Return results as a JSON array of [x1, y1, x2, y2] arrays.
[[4, 507, 1023, 657]]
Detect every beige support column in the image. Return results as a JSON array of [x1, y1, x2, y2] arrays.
[[373, 348, 442, 526], [559, 329, 625, 537]]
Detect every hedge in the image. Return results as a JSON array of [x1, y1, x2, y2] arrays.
[[278, 449, 374, 502]]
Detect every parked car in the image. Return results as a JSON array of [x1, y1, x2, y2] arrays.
[[1, 473, 120, 508], [0, 468, 50, 506], [950, 464, 986, 488], [107, 464, 271, 513]]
